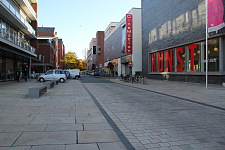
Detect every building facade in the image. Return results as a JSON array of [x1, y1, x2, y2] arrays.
[[33, 27, 59, 73], [87, 38, 97, 72], [95, 31, 104, 74], [142, 0, 225, 84], [0, 0, 38, 81], [58, 39, 65, 69], [104, 8, 142, 76]]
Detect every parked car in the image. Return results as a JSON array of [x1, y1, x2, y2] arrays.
[[37, 69, 67, 83], [67, 69, 80, 79]]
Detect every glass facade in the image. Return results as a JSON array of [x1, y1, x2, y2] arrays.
[[150, 37, 221, 73]]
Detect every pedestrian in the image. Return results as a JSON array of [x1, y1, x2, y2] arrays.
[[23, 69, 28, 82], [115, 71, 118, 76], [16, 70, 20, 82]]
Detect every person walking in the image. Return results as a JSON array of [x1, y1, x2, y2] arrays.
[[16, 70, 20, 82], [23, 69, 28, 82]]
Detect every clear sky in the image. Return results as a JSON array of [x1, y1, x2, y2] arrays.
[[38, 0, 141, 59]]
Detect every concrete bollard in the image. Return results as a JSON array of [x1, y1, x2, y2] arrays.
[[222, 83, 225, 87], [143, 77, 147, 85]]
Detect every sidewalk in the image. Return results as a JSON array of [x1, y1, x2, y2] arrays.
[[0, 79, 126, 150], [108, 78, 225, 110]]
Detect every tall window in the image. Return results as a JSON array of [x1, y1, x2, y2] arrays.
[[93, 46, 96, 54], [203, 38, 220, 72]]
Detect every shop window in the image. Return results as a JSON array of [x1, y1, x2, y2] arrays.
[[5, 58, 14, 80], [188, 43, 201, 72], [203, 38, 220, 72], [93, 46, 96, 54]]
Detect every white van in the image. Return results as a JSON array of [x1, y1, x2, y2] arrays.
[[67, 69, 80, 79]]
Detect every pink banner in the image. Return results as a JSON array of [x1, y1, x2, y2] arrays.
[[208, 0, 225, 32]]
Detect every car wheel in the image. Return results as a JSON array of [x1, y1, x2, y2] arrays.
[[39, 78, 45, 82], [59, 78, 65, 83]]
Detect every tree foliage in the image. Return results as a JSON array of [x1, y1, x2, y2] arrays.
[[60, 52, 79, 69], [60, 52, 87, 70]]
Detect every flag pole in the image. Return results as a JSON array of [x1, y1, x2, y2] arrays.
[[205, 0, 208, 90]]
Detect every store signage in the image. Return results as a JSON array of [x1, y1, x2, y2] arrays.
[[208, 0, 225, 32], [126, 14, 133, 53], [151, 44, 197, 72], [128, 61, 133, 66]]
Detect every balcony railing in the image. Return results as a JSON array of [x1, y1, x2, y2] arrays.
[[0, 28, 36, 54], [23, 0, 37, 18], [0, 0, 36, 36]]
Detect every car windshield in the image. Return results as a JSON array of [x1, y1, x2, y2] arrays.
[[46, 71, 53, 75]]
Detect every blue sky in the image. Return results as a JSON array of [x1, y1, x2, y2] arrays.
[[38, 0, 141, 59]]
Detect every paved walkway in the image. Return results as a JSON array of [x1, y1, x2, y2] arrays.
[[0, 79, 126, 150], [108, 78, 225, 110], [0, 78, 225, 150]]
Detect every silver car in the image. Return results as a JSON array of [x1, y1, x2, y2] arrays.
[[37, 69, 67, 83]]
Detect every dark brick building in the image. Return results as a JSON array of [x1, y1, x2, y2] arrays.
[[95, 31, 104, 74], [32, 27, 59, 73], [142, 0, 225, 84]]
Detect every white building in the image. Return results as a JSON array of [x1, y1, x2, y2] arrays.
[[104, 8, 142, 76]]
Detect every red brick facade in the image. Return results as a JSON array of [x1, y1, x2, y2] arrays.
[[96, 31, 104, 73]]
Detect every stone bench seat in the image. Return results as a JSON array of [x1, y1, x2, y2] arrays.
[[28, 85, 47, 98], [44, 81, 54, 89]]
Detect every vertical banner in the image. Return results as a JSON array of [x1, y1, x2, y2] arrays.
[[208, 0, 225, 33], [126, 14, 133, 53]]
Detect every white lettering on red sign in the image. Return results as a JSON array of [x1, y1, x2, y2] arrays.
[[126, 14, 132, 54]]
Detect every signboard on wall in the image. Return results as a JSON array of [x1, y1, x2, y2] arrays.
[[126, 14, 133, 53]]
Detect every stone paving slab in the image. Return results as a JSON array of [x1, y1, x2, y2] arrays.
[[0, 117, 34, 124], [4, 124, 47, 132], [45, 123, 83, 131], [13, 131, 76, 146], [0, 146, 32, 150], [0, 132, 22, 146], [83, 123, 112, 131], [78, 130, 120, 143], [30, 116, 75, 124], [65, 143, 99, 150], [76, 116, 107, 123], [98, 142, 127, 150], [31, 145, 65, 150]]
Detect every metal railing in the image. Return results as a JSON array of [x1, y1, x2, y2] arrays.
[[0, 28, 36, 54], [0, 0, 36, 36], [23, 0, 37, 18]]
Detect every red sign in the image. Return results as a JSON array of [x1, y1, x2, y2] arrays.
[[208, 0, 225, 32], [150, 44, 197, 72], [128, 61, 133, 66], [126, 14, 133, 53]]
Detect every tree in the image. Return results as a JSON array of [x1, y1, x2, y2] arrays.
[[60, 52, 79, 69]]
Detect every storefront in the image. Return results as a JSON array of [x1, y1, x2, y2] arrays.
[[0, 48, 31, 82], [149, 37, 225, 83]]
